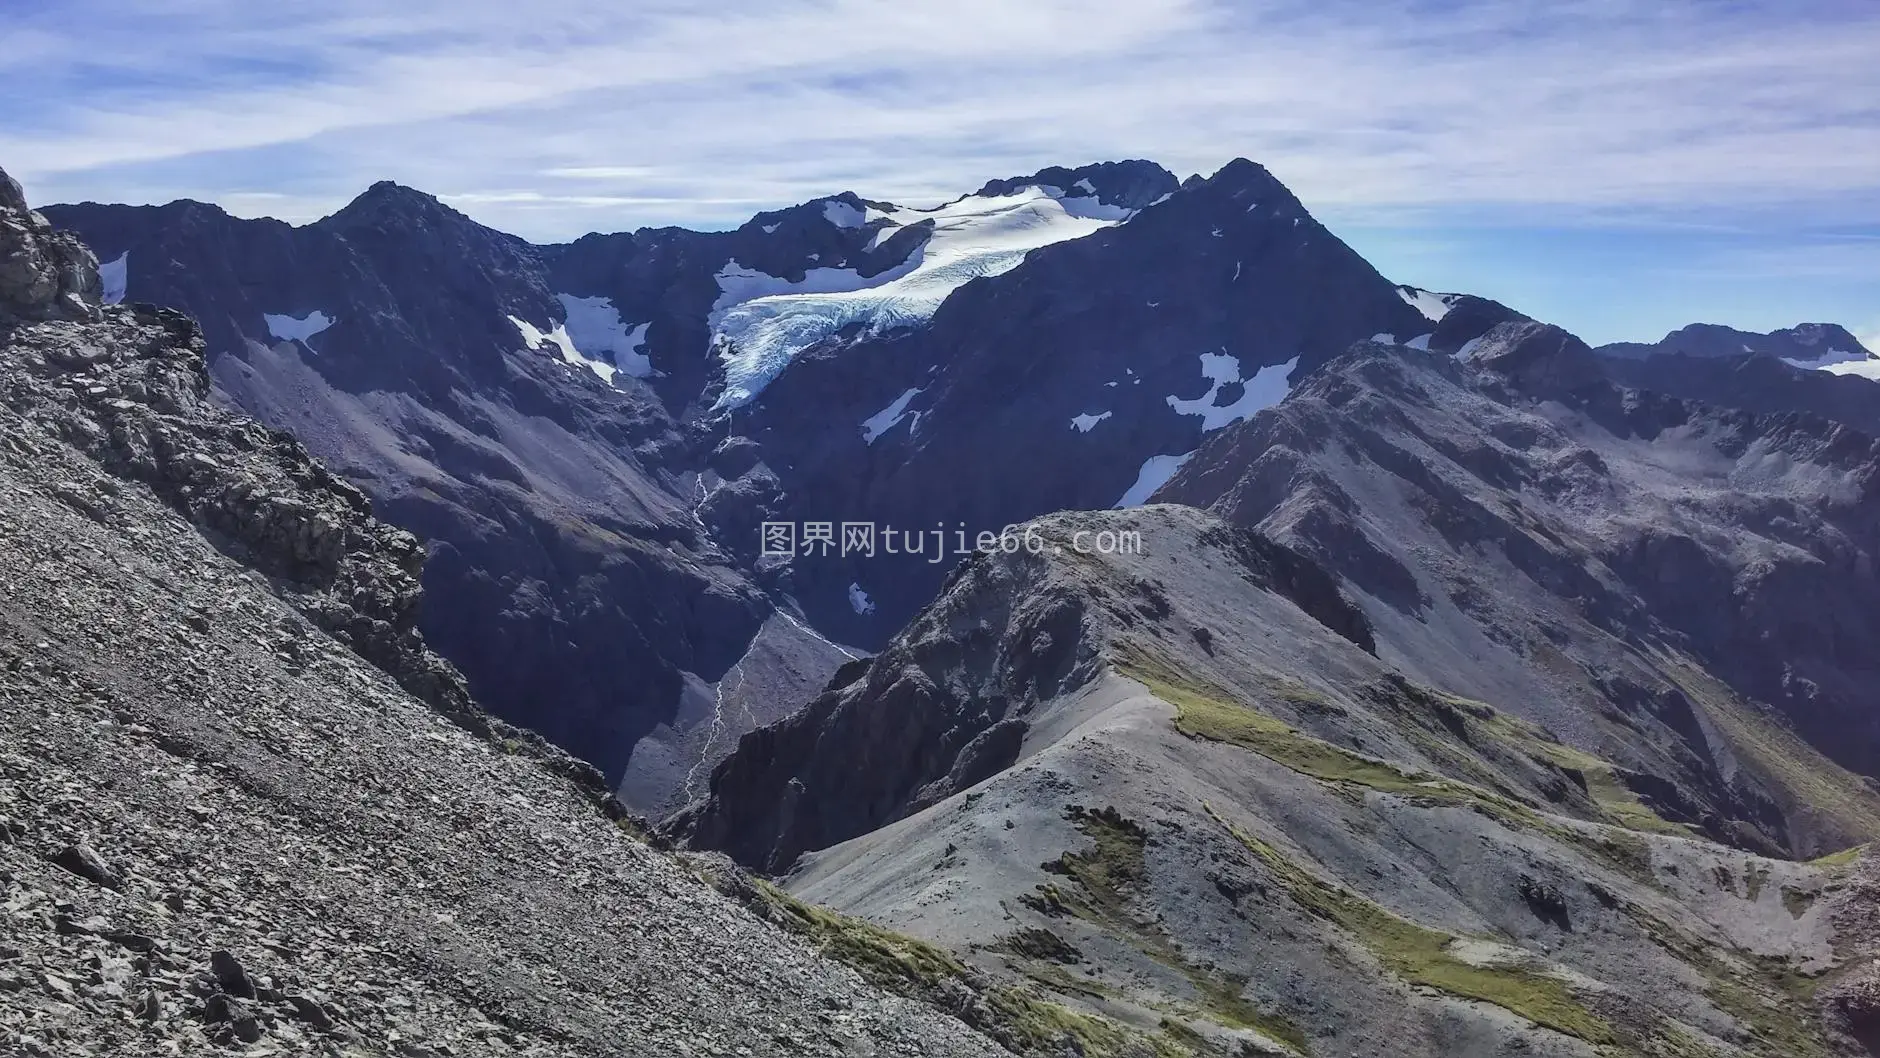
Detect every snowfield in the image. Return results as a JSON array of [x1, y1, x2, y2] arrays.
[[264, 310, 336, 349], [1165, 353, 1299, 431], [1822, 360, 1880, 381], [98, 251, 128, 305], [1397, 285, 1460, 322], [557, 294, 656, 378], [508, 315, 617, 385], [1785, 347, 1877, 373], [861, 387, 925, 444], [1115, 453, 1193, 508], [711, 185, 1140, 411], [1117, 353, 1299, 508]]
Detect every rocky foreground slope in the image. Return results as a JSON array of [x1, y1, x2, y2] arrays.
[[0, 167, 1007, 1056]]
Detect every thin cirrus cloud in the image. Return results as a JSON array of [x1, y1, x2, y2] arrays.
[[1, 0, 1875, 343]]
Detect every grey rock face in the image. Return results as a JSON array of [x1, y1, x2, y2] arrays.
[[1, 166, 101, 324]]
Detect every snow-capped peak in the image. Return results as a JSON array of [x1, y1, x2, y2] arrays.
[[1395, 285, 1462, 323]]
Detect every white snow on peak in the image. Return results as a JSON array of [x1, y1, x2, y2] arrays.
[[848, 582, 876, 616], [861, 386, 925, 444], [1115, 452, 1192, 508], [1454, 335, 1488, 360], [98, 251, 128, 305], [1398, 286, 1458, 322], [1785, 347, 1874, 372], [710, 185, 1139, 411], [265, 310, 336, 349], [1370, 332, 1395, 343], [556, 294, 657, 378], [822, 200, 866, 228], [508, 315, 617, 386], [1822, 360, 1880, 381], [1070, 411, 1112, 433], [1165, 352, 1300, 432], [1405, 333, 1433, 351]]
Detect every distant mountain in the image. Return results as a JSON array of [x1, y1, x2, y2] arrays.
[[42, 158, 1431, 810], [1598, 321, 1874, 373]]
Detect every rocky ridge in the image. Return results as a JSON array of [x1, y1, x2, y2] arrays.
[[684, 502, 1880, 1057]]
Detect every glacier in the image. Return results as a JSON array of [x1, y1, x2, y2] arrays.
[[710, 185, 1140, 412]]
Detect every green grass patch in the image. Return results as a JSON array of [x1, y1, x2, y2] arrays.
[[1119, 649, 1666, 888], [1034, 805, 1311, 1054], [1617, 899, 1835, 1058], [1120, 651, 1508, 807], [1807, 844, 1864, 872], [1661, 654, 1880, 854], [1476, 707, 1697, 839], [988, 987, 1194, 1058], [742, 878, 1196, 1057], [750, 878, 966, 992], [1204, 805, 1615, 1047]]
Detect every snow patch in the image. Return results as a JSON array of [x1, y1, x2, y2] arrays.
[[823, 200, 866, 228], [1073, 178, 1097, 195], [1784, 347, 1874, 372], [1822, 360, 1880, 381], [557, 294, 656, 378], [1397, 286, 1457, 322], [264, 310, 336, 349], [1370, 332, 1395, 343], [710, 185, 1140, 411], [98, 251, 128, 305], [761, 222, 780, 234], [1166, 353, 1299, 431], [1115, 453, 1192, 508], [1405, 333, 1433, 351], [1070, 411, 1112, 433], [848, 583, 876, 616], [508, 315, 617, 385], [861, 387, 924, 444], [1454, 335, 1488, 360]]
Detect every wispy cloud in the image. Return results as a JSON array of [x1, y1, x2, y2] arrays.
[[6, 0, 1878, 234], [2, 0, 1873, 342]]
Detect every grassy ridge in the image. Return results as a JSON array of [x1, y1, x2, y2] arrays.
[[1202, 805, 1615, 1046]]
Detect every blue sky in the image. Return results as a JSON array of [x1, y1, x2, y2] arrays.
[[3, 0, 1876, 347]]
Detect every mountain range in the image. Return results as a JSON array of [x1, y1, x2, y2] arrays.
[[16, 153, 1880, 1056]]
